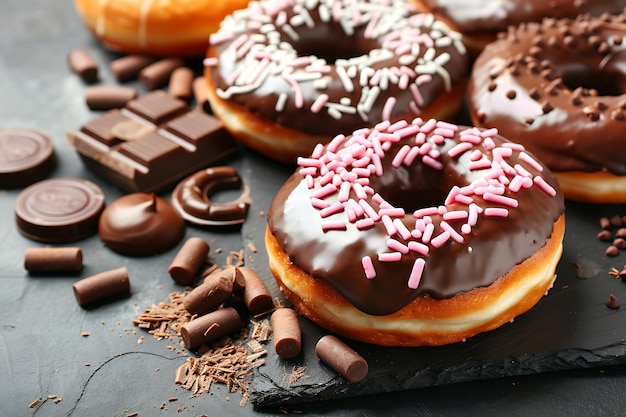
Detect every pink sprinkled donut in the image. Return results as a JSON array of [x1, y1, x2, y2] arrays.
[[203, 0, 468, 164], [266, 118, 565, 346]]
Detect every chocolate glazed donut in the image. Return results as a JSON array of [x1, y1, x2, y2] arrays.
[[204, 0, 468, 163], [266, 118, 565, 346], [410, 0, 626, 55], [468, 13, 626, 203]]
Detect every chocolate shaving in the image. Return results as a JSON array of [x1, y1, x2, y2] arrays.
[[132, 291, 193, 341]]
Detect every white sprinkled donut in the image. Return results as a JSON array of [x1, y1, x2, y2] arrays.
[[204, 0, 468, 164], [266, 117, 565, 346]]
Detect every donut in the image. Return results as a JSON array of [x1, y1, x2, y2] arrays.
[[410, 0, 626, 56], [468, 13, 626, 203], [266, 118, 565, 346], [203, 0, 468, 164], [74, 0, 251, 56]]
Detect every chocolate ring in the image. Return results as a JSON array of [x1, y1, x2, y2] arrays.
[[172, 166, 250, 226]]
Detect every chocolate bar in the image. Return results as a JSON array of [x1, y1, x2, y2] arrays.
[[67, 90, 238, 193]]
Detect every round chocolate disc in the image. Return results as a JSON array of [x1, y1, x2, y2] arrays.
[[15, 178, 106, 242], [0, 128, 56, 188]]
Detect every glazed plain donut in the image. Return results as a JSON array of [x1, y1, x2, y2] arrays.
[[266, 118, 565, 347], [74, 0, 251, 56], [468, 13, 626, 203], [203, 0, 468, 164], [410, 0, 626, 56]]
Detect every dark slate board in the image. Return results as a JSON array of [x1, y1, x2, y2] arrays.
[[3, 2, 626, 417]]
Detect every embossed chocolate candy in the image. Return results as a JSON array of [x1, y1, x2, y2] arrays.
[[15, 178, 105, 243], [172, 166, 251, 226], [67, 90, 237, 193], [0, 128, 56, 188]]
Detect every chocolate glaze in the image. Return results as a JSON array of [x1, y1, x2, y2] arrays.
[[416, 0, 626, 34], [206, 0, 467, 136], [267, 122, 564, 316], [98, 193, 185, 256], [469, 13, 626, 174]]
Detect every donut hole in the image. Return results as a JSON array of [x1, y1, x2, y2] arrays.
[[559, 62, 626, 96], [283, 23, 379, 62], [373, 166, 450, 212]]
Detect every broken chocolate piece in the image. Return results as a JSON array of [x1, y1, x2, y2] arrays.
[[67, 91, 237, 193]]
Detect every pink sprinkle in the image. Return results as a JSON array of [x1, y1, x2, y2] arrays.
[[310, 197, 330, 209], [422, 222, 435, 244], [444, 186, 460, 205], [409, 84, 424, 107], [468, 158, 492, 171], [414, 207, 439, 218], [484, 207, 509, 217], [492, 147, 513, 160], [378, 252, 402, 262], [455, 194, 474, 205], [388, 120, 408, 132], [483, 192, 519, 208], [514, 163, 532, 178], [352, 182, 369, 200], [508, 175, 525, 193], [338, 182, 351, 202], [420, 119, 437, 133], [502, 142, 525, 151], [382, 97, 396, 121], [469, 149, 484, 161], [468, 203, 480, 226], [305, 174, 314, 189], [440, 221, 464, 243], [356, 218, 375, 230], [443, 210, 469, 221], [480, 128, 499, 138], [393, 124, 421, 138], [299, 167, 317, 177], [431, 231, 451, 248], [434, 127, 455, 138], [382, 215, 397, 236], [408, 241, 429, 255], [459, 134, 482, 144], [346, 199, 365, 217], [311, 183, 337, 199], [359, 199, 380, 221], [436, 121, 459, 130], [387, 239, 409, 254], [310, 94, 329, 113], [461, 224, 472, 234], [326, 134, 346, 153], [522, 177, 534, 188], [419, 142, 433, 156], [448, 142, 474, 158], [321, 221, 347, 232], [483, 137, 496, 150], [519, 152, 544, 172], [362, 256, 376, 279], [379, 208, 405, 218], [345, 206, 357, 223], [422, 155, 443, 170], [393, 218, 412, 240], [408, 258, 426, 289], [392, 145, 411, 168], [298, 157, 322, 168], [415, 132, 426, 145], [533, 176, 557, 196], [203, 57, 218, 67], [320, 202, 345, 218], [430, 134, 445, 145]]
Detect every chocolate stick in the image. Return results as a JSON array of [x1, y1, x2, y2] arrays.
[[315, 335, 368, 382], [72, 267, 130, 307], [180, 307, 243, 349]]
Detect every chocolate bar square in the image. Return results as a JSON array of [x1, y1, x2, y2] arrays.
[[67, 91, 238, 193]]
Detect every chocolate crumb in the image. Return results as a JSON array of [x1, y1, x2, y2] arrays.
[[605, 294, 620, 309], [29, 397, 43, 408], [80, 331, 90, 337]]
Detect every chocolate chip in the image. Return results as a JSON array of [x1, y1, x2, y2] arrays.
[[600, 217, 611, 229], [614, 238, 626, 249], [506, 90, 516, 99], [605, 294, 620, 309], [611, 215, 622, 227], [541, 101, 553, 114], [615, 228, 626, 239], [597, 230, 613, 241], [606, 245, 619, 256]]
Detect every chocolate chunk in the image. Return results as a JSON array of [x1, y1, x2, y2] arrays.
[[98, 193, 185, 256], [24, 247, 83, 273], [85, 86, 137, 110], [67, 91, 237, 193], [0, 128, 56, 188], [271, 308, 302, 359], [315, 335, 368, 383], [67, 49, 99, 83], [110, 54, 156, 82], [605, 294, 620, 309], [240, 267, 274, 316], [168, 67, 195, 101], [172, 166, 251, 226], [72, 267, 131, 307], [168, 237, 210, 285], [182, 272, 233, 316], [15, 178, 105, 243], [180, 307, 243, 349], [139, 58, 184, 90]]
